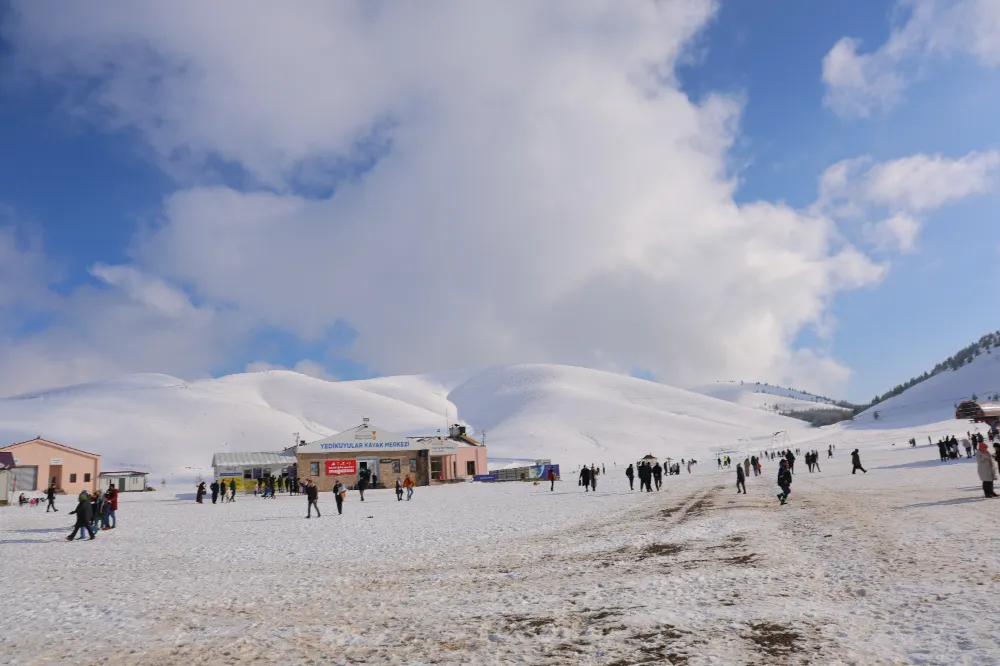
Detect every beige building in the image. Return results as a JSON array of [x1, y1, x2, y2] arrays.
[[296, 421, 431, 492], [0, 438, 100, 495]]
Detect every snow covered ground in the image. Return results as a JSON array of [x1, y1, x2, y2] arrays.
[[3, 420, 999, 665]]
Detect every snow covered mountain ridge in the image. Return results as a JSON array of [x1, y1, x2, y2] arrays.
[[0, 364, 809, 482]]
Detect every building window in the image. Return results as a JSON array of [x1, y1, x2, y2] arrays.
[[243, 469, 253, 480], [310, 462, 320, 476], [392, 460, 400, 474], [69, 473, 78, 483], [466, 461, 476, 476], [252, 468, 262, 480], [84, 473, 91, 482], [409, 459, 417, 473]]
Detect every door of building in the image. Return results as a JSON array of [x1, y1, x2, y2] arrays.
[[49, 465, 63, 490], [357, 457, 380, 485], [118, 477, 127, 492]]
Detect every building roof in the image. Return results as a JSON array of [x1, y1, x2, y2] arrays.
[[100, 471, 148, 476], [0, 437, 100, 459], [211, 451, 296, 467]]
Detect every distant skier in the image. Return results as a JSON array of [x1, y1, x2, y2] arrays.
[[736, 462, 746, 495], [776, 459, 792, 505], [305, 480, 320, 518], [547, 467, 557, 492], [851, 449, 867, 474], [579, 465, 591, 492], [625, 464, 635, 491]]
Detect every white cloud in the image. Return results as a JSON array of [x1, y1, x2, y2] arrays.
[[823, 0, 1000, 117], [0, 0, 892, 398], [818, 150, 1000, 252]]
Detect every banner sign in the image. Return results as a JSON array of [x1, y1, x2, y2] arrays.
[[379, 458, 398, 464], [326, 460, 357, 476], [473, 474, 498, 482], [430, 440, 459, 455]]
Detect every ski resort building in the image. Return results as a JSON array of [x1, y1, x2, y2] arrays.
[[0, 438, 100, 495], [100, 471, 149, 493], [294, 420, 488, 491], [210, 451, 297, 490]]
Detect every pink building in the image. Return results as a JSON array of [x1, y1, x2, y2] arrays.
[[0, 438, 100, 495], [412, 436, 488, 482]]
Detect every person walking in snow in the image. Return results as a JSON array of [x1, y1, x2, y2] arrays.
[[395, 477, 404, 500], [652, 463, 663, 491], [67, 492, 97, 541], [776, 459, 792, 505], [210, 480, 219, 504], [547, 467, 556, 491], [827, 445, 833, 459], [851, 449, 867, 474], [45, 483, 58, 512], [229, 478, 237, 502], [579, 465, 591, 492], [333, 480, 347, 514], [964, 438, 974, 459], [784, 450, 795, 474], [403, 474, 415, 500], [812, 451, 821, 473], [357, 470, 369, 502], [305, 480, 321, 518], [590, 465, 598, 491], [196, 482, 206, 503], [743, 458, 751, 479], [976, 441, 999, 498], [625, 464, 635, 491], [736, 462, 746, 495]]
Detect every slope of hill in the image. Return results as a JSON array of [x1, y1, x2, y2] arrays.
[[851, 349, 1000, 429], [0, 365, 808, 481], [690, 381, 853, 413]]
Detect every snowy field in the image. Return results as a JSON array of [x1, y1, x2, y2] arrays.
[[4, 425, 1000, 665]]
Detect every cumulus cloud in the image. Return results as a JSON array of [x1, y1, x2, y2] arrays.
[[1, 0, 892, 397], [818, 150, 1000, 253], [823, 0, 1000, 117]]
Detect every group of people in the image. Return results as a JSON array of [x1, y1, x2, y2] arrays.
[[624, 461, 661, 492], [578, 464, 600, 491], [66, 484, 119, 541], [303, 474, 416, 518]]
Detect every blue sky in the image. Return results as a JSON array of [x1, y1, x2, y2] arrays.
[[0, 1, 998, 402]]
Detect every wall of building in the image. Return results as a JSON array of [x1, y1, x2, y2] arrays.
[[4, 441, 99, 495], [0, 469, 9, 505], [296, 450, 430, 491], [100, 474, 147, 493]]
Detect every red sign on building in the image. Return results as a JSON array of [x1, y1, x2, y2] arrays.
[[326, 459, 357, 476]]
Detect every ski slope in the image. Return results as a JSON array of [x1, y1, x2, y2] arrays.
[[0, 365, 808, 481], [691, 381, 851, 414], [851, 350, 1000, 429]]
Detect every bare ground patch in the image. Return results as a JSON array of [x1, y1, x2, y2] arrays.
[[746, 621, 802, 659]]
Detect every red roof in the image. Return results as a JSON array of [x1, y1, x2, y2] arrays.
[[100, 471, 148, 476], [0, 437, 100, 459]]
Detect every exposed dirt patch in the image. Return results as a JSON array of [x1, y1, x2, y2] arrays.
[[721, 553, 758, 566], [746, 622, 802, 658], [660, 506, 681, 519], [502, 614, 554, 635], [636, 542, 685, 560]]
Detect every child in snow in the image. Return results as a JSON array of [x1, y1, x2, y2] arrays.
[[395, 477, 404, 501], [776, 460, 792, 505]]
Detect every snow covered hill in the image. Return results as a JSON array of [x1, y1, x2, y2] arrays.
[[851, 350, 1000, 429], [690, 381, 852, 414], [0, 365, 808, 481]]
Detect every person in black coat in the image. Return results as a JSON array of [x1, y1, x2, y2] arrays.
[[357, 470, 369, 501], [210, 480, 219, 504], [851, 449, 867, 474], [305, 480, 321, 518], [67, 492, 96, 541], [625, 464, 635, 491], [579, 465, 591, 491], [45, 484, 58, 512], [196, 482, 206, 503], [736, 463, 746, 494], [777, 460, 792, 505], [652, 463, 663, 491]]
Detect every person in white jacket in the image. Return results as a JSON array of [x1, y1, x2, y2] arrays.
[[976, 441, 999, 498]]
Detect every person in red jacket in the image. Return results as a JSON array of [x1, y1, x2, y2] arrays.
[[104, 484, 119, 530], [547, 467, 556, 492]]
